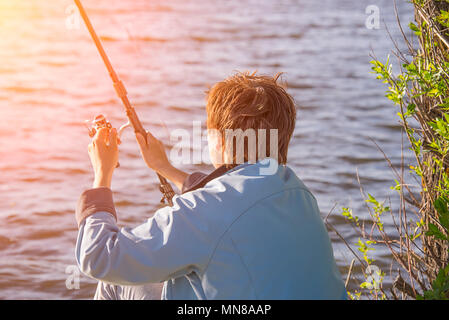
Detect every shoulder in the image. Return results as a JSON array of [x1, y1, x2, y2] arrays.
[[173, 160, 314, 222]]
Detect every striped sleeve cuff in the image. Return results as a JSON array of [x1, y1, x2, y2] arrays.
[[76, 187, 117, 227]]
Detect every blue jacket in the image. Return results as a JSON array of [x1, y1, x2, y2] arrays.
[[75, 161, 347, 299]]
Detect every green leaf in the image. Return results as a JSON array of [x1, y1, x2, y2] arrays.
[[426, 223, 448, 241], [409, 22, 422, 36]]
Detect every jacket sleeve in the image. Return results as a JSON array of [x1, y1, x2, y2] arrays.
[[75, 189, 215, 285]]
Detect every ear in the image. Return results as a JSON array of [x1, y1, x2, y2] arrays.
[[207, 129, 225, 167], [215, 134, 223, 151]]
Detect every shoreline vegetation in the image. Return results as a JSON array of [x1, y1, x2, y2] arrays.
[[332, 0, 449, 300]]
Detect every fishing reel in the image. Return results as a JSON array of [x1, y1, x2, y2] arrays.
[[87, 114, 111, 138], [85, 114, 130, 140], [85, 114, 131, 168]]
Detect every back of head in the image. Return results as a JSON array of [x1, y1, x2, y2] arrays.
[[206, 71, 297, 166]]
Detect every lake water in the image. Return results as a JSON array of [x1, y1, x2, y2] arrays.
[[0, 0, 415, 299]]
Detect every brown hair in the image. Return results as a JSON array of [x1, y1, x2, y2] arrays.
[[206, 71, 296, 165]]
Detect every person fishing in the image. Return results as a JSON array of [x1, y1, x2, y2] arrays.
[[76, 71, 347, 300], [73, 0, 346, 300]]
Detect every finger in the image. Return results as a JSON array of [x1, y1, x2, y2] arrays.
[[146, 130, 156, 141], [94, 127, 109, 146], [136, 132, 147, 147], [109, 128, 118, 148]]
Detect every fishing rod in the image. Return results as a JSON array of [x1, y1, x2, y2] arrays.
[[74, 0, 175, 206]]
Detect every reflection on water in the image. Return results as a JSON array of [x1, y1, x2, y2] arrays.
[[0, 0, 414, 299]]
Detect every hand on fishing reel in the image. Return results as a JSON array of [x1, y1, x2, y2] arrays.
[[85, 114, 131, 168], [86, 115, 129, 189], [85, 114, 130, 141]]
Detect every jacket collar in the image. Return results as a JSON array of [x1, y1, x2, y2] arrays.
[[182, 160, 272, 194], [182, 165, 231, 194]]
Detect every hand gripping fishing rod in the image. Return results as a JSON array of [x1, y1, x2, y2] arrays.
[[74, 0, 175, 206]]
